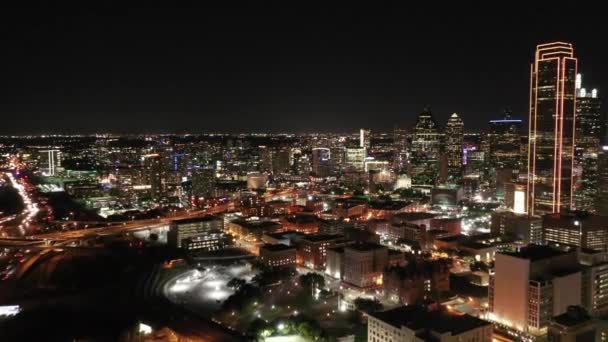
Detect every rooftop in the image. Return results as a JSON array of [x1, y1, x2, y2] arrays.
[[346, 242, 385, 252], [370, 306, 491, 336], [172, 215, 221, 224], [393, 212, 437, 221], [260, 243, 295, 252], [369, 200, 412, 211], [302, 233, 344, 242], [503, 244, 568, 261], [552, 306, 592, 327]]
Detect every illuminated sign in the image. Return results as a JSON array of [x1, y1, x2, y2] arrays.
[[514, 190, 526, 214]]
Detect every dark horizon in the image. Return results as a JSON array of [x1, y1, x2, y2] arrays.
[[1, 4, 606, 134]]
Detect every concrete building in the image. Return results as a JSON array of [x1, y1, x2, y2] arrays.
[[346, 147, 366, 171], [384, 259, 451, 305], [297, 234, 347, 270], [489, 245, 584, 338], [490, 211, 543, 244], [167, 216, 226, 251], [343, 243, 388, 288], [543, 213, 608, 252], [548, 306, 598, 342], [367, 305, 493, 342], [259, 244, 297, 268]]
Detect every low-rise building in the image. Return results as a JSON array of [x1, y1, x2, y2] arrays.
[[298, 234, 348, 270], [168, 216, 226, 251], [259, 244, 297, 268], [384, 258, 451, 305], [343, 243, 388, 288], [491, 211, 543, 244], [548, 306, 598, 342], [367, 305, 493, 342]]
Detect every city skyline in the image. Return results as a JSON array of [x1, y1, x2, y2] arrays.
[[1, 4, 607, 134]]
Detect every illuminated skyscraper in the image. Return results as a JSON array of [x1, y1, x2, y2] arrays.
[[445, 113, 464, 180], [311, 147, 331, 177], [575, 73, 602, 151], [488, 110, 523, 170], [392, 127, 408, 171], [527, 42, 578, 215], [411, 107, 441, 186], [39, 149, 61, 176], [359, 129, 370, 150]]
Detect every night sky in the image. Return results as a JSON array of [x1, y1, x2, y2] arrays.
[[1, 4, 606, 134]]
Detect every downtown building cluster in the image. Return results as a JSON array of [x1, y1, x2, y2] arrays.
[[2, 42, 608, 342]]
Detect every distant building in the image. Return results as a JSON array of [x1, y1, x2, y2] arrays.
[[410, 107, 441, 187], [142, 153, 163, 199], [168, 216, 226, 251], [360, 128, 371, 150], [311, 147, 331, 177], [367, 305, 493, 342], [333, 198, 367, 218], [488, 110, 523, 170], [431, 185, 463, 207], [259, 244, 296, 268], [39, 149, 61, 176], [445, 113, 464, 180], [504, 182, 528, 214], [345, 147, 366, 171], [191, 167, 215, 198]]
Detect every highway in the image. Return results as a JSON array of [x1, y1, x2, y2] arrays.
[[31, 202, 234, 242]]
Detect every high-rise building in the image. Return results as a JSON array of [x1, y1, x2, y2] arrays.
[[271, 146, 291, 175], [574, 152, 598, 212], [392, 127, 408, 171], [311, 147, 331, 177], [191, 167, 215, 198], [329, 146, 346, 174], [527, 42, 578, 215], [360, 128, 371, 150], [445, 113, 464, 180], [345, 147, 366, 171], [258, 145, 272, 172], [575, 73, 603, 151], [596, 147, 608, 215], [488, 110, 523, 170], [142, 153, 163, 198], [411, 108, 441, 186], [39, 149, 61, 176], [489, 245, 584, 338], [543, 213, 608, 252]]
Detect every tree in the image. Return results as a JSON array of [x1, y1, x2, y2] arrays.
[[222, 283, 261, 311], [227, 277, 247, 291], [299, 272, 325, 290], [252, 266, 295, 287], [354, 297, 383, 314]]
